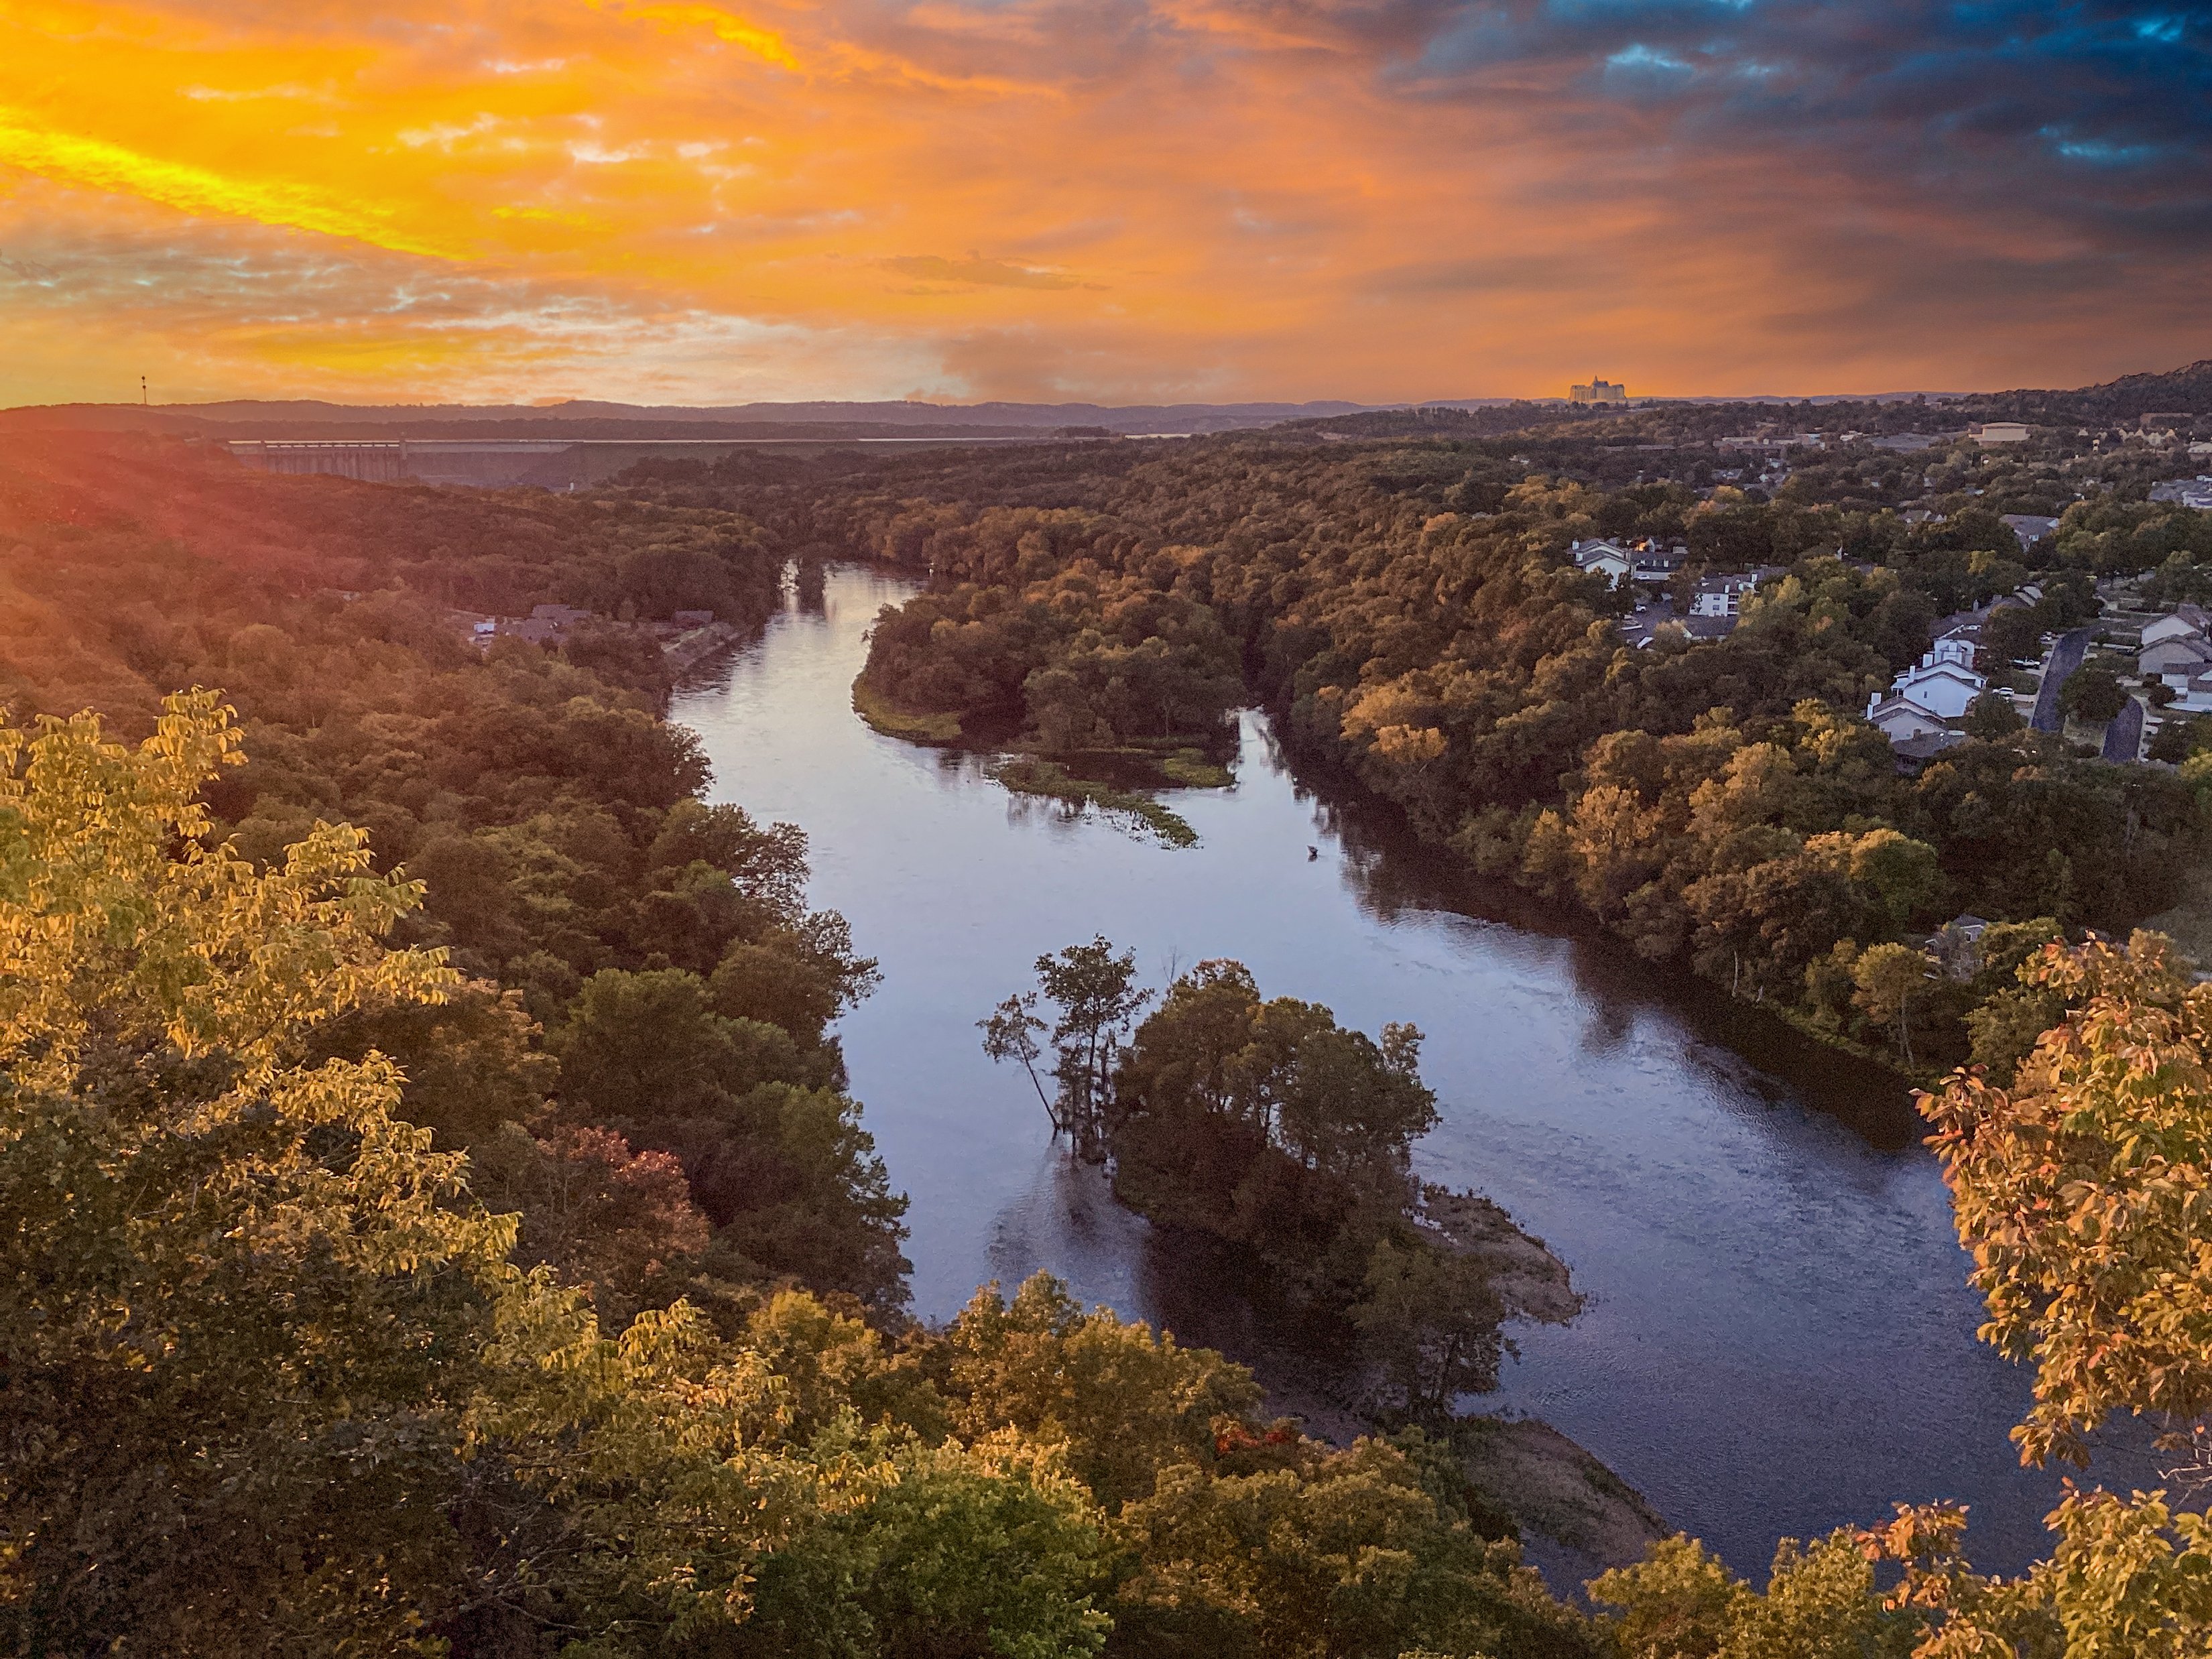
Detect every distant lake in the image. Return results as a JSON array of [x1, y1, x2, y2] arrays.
[[672, 563, 2152, 1581]]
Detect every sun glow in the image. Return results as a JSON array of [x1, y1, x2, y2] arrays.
[[0, 0, 2202, 405]]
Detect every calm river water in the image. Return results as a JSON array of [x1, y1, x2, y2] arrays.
[[672, 565, 2145, 1581]]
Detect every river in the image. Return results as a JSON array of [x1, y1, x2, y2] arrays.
[[672, 564, 2146, 1583]]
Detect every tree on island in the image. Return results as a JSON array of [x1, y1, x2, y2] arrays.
[[981, 935, 1150, 1162], [983, 947, 1581, 1428]]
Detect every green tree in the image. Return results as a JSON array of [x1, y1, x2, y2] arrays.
[[1113, 960, 1438, 1209], [1113, 1438, 1595, 1659], [987, 936, 1150, 1161], [1851, 942, 1933, 1064], [1839, 827, 1945, 932], [1595, 1528, 1926, 1658], [1962, 689, 2024, 739], [0, 695, 507, 1651], [553, 967, 910, 1308], [1977, 603, 2044, 668], [2058, 664, 2129, 724], [1351, 1237, 1506, 1422], [1587, 1536, 1744, 1658], [936, 1274, 1262, 1512], [981, 990, 1053, 1115], [2148, 714, 2210, 763], [734, 1438, 1115, 1659]]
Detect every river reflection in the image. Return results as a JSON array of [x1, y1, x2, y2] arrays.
[[672, 564, 2149, 1581]]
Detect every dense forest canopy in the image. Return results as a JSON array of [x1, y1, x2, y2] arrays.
[[3, 429, 2211, 1652]]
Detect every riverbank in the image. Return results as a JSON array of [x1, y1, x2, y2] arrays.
[[851, 669, 965, 742], [662, 619, 747, 675], [1230, 1328, 1668, 1582]]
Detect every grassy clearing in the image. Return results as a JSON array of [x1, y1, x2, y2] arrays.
[[851, 672, 963, 743], [991, 758, 1199, 848], [1160, 748, 1235, 788]]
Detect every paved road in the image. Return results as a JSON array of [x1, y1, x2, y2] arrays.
[[2031, 627, 2091, 733], [2103, 694, 2145, 762]]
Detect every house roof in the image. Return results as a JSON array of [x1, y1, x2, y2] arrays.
[[1897, 662, 1983, 689], [2145, 635, 2212, 664], [1890, 731, 1966, 762], [1869, 693, 1947, 725], [1571, 538, 1630, 564]]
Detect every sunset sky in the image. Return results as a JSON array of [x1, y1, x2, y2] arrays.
[[1, 1, 2207, 407]]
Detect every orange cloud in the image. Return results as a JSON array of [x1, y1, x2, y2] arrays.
[[883, 255, 1085, 290], [0, 107, 465, 258], [0, 0, 2203, 408], [589, 1, 801, 71]]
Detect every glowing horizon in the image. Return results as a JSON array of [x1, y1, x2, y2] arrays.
[[1, 1, 2206, 408]]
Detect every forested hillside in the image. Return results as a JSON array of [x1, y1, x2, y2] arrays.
[[3, 434, 2208, 1655]]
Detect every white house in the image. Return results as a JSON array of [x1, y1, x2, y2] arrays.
[[1867, 696, 1953, 742], [2140, 603, 2209, 650], [1569, 539, 1634, 581], [1690, 572, 1762, 618], [2168, 668, 2212, 715], [1870, 629, 1986, 721]]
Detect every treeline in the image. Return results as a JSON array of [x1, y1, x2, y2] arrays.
[[672, 438, 2212, 1077], [0, 432, 784, 720], [0, 433, 908, 1318]]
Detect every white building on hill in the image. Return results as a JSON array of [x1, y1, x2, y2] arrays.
[[1690, 572, 1761, 617], [1867, 629, 1985, 739], [1569, 538, 1634, 580]]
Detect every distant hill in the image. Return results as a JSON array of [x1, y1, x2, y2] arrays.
[[7, 361, 2205, 448], [1967, 359, 2212, 424], [0, 396, 1383, 440]]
